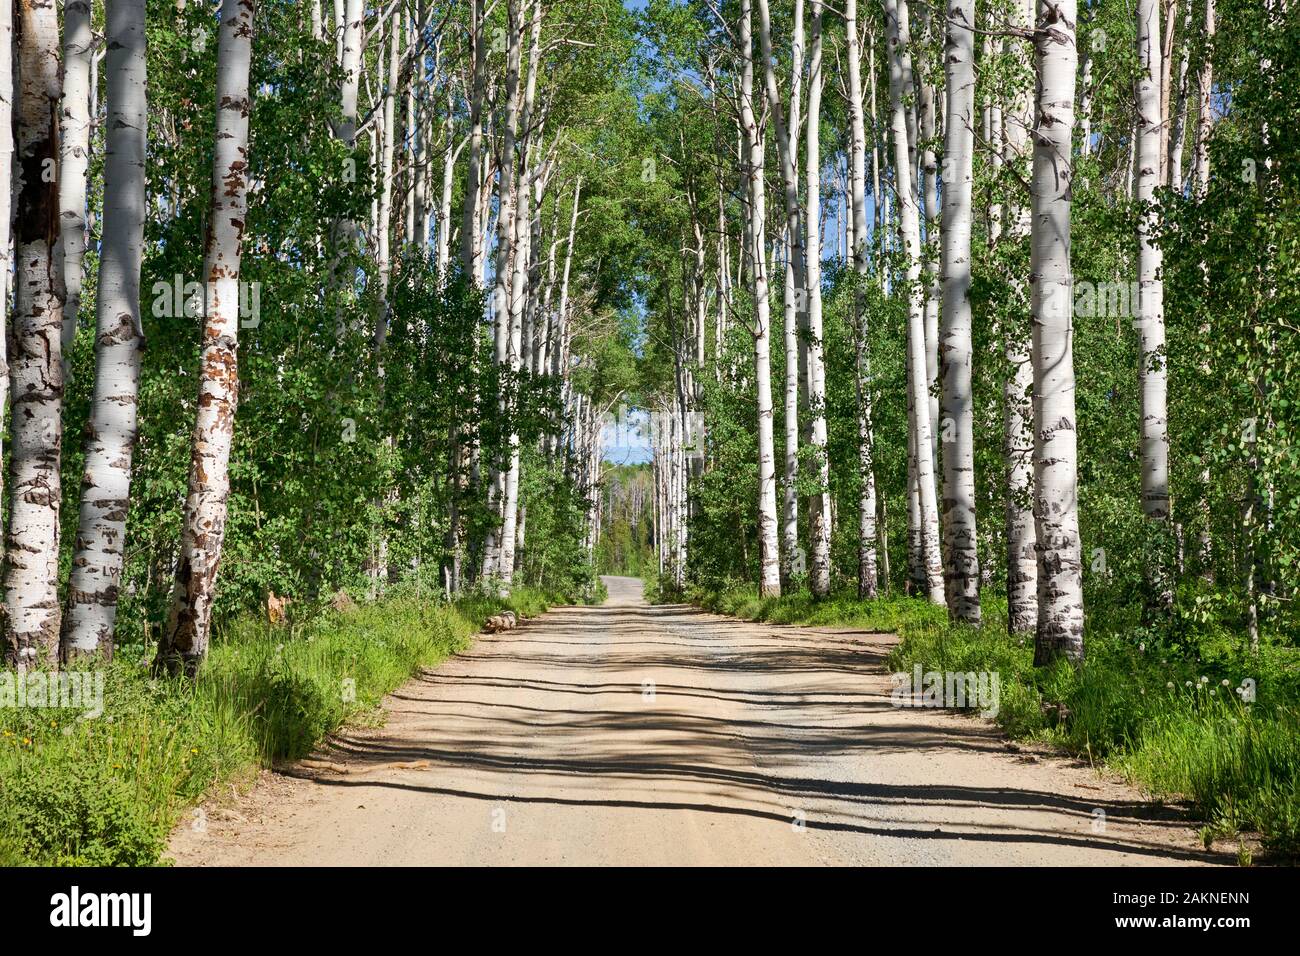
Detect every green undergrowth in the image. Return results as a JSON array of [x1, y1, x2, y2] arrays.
[[686, 581, 1300, 860], [0, 583, 568, 866]]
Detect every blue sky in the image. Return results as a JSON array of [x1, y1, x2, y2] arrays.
[[599, 0, 880, 463], [603, 406, 654, 465]]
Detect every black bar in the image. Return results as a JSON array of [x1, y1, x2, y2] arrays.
[[0, 864, 1283, 942]]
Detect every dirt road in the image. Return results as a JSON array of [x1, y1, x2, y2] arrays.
[[169, 576, 1221, 866]]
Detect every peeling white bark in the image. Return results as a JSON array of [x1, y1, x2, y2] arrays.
[[0, 0, 12, 577], [4, 0, 66, 667], [155, 0, 256, 676], [1030, 0, 1085, 662], [1003, 0, 1037, 635]]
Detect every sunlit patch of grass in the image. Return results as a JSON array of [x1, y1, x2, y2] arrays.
[[688, 581, 948, 633]]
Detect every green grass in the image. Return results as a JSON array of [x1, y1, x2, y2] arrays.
[[0, 583, 564, 866], [691, 581, 950, 632], [686, 581, 1300, 859]]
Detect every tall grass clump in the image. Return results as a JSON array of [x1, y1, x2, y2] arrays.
[[681, 581, 1300, 857], [0, 584, 560, 865]]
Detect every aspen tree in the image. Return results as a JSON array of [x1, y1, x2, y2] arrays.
[[62, 0, 148, 659], [155, 0, 257, 676], [754, 0, 806, 583], [1137, 0, 1173, 610], [1190, 0, 1214, 197], [740, 0, 782, 597], [884, 0, 944, 604], [1030, 0, 1085, 663], [0, 0, 12, 565], [481, 0, 524, 583], [497, 0, 545, 585], [939, 0, 981, 623], [845, 0, 880, 598], [58, 0, 94, 362], [4, 0, 67, 666], [805, 0, 832, 598], [1003, 0, 1038, 635], [1167, 0, 1193, 192], [462, 0, 487, 280]]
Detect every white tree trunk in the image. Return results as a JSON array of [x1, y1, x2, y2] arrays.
[[741, 0, 781, 597], [885, 0, 944, 604], [1158, 0, 1176, 185], [1030, 0, 1084, 663], [333, 0, 345, 64], [402, 9, 418, 247], [1137, 0, 1172, 607], [480, 0, 524, 583], [551, 177, 581, 380], [155, 0, 256, 676], [846, 0, 879, 599], [4, 0, 66, 667], [461, 0, 487, 281], [436, 118, 465, 278], [754, 0, 806, 584], [339, 0, 363, 142], [901, 14, 926, 592], [868, 27, 882, 241], [939, 0, 981, 623], [374, 22, 400, 350], [62, 0, 147, 660], [1167, 0, 1193, 192], [58, 0, 94, 364], [0, 0, 12, 568], [335, 0, 363, 270], [781, 228, 800, 581], [805, 0, 832, 598], [983, 24, 1004, 244], [1190, 0, 1214, 197], [1078, 25, 1093, 157], [1004, 0, 1038, 635], [1190, 0, 1215, 576], [918, 40, 940, 484], [496, 0, 544, 586], [367, 19, 402, 593]]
